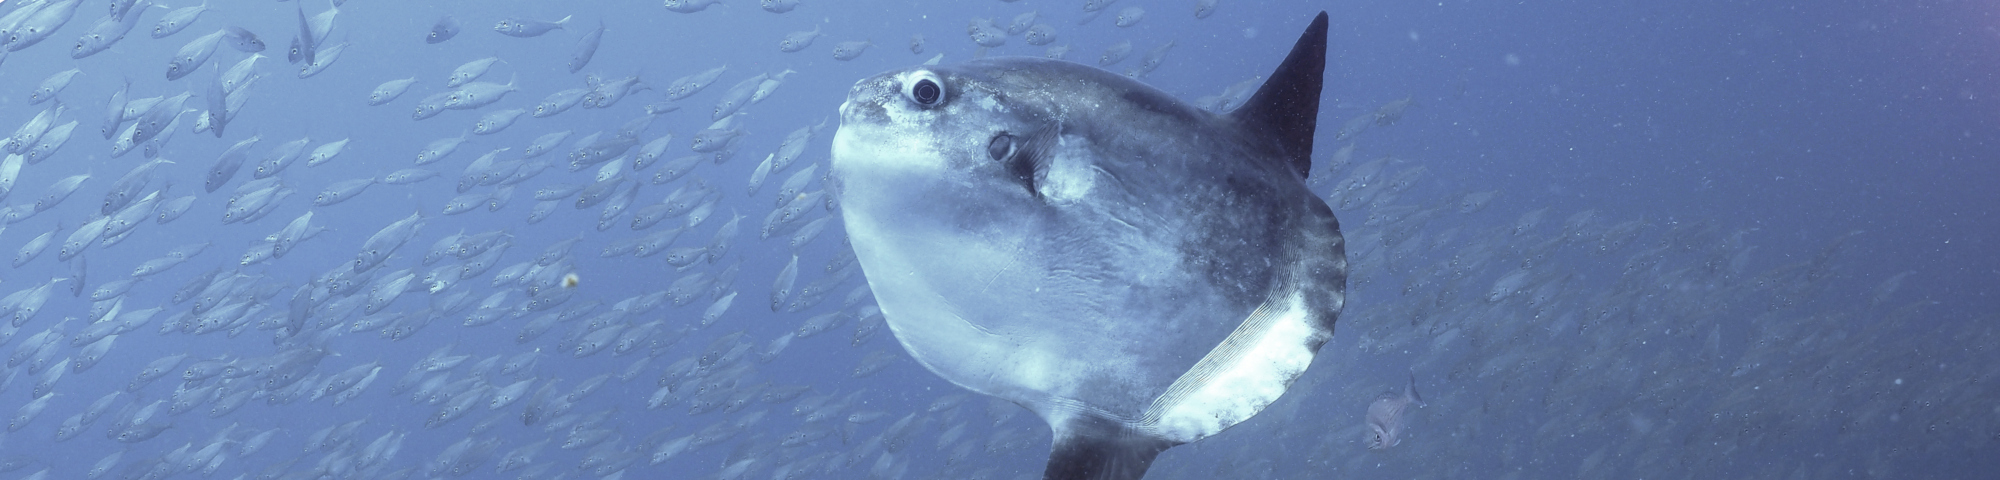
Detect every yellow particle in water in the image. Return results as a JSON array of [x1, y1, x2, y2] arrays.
[[563, 273, 580, 288]]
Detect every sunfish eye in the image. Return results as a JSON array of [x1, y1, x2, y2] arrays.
[[987, 133, 1014, 162], [905, 71, 946, 107], [912, 79, 941, 105]]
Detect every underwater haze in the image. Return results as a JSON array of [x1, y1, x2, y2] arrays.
[[0, 0, 1992, 479]]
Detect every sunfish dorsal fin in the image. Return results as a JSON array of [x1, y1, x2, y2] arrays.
[[1229, 11, 1328, 178]]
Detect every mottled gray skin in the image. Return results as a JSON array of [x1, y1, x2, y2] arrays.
[[832, 13, 1340, 479]]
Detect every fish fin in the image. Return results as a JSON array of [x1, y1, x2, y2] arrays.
[[1045, 416, 1177, 480], [1406, 371, 1423, 405], [1228, 11, 1327, 179]]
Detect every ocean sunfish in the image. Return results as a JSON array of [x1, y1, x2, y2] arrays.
[[831, 12, 1342, 480]]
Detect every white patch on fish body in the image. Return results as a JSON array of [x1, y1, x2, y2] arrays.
[[1139, 290, 1322, 443]]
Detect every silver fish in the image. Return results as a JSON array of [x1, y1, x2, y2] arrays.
[[651, 154, 702, 185], [770, 254, 797, 311], [664, 65, 727, 100], [583, 74, 644, 109], [415, 132, 469, 165], [28, 68, 79, 104], [534, 88, 589, 118], [761, 0, 800, 13], [442, 76, 517, 110], [151, 0, 206, 39], [35, 173, 90, 213], [831, 39, 872, 60], [1007, 10, 1037, 35], [8, 102, 64, 154], [6, 0, 84, 52], [1115, 6, 1146, 27], [1024, 24, 1057, 46], [746, 154, 774, 195], [1100, 39, 1132, 66], [251, 136, 311, 179], [770, 120, 824, 172], [568, 21, 603, 73], [1125, 40, 1175, 78], [154, 194, 195, 223], [219, 53, 262, 93], [378, 168, 438, 185], [353, 211, 423, 272], [632, 136, 674, 170], [1195, 0, 1219, 19], [165, 28, 225, 80], [369, 77, 417, 106], [0, 153, 21, 202], [220, 26, 263, 52], [1366, 373, 1424, 450], [493, 15, 569, 37], [313, 177, 374, 206], [205, 135, 258, 193], [1045, 43, 1070, 60], [663, 0, 723, 13], [22, 120, 75, 164], [101, 157, 169, 215], [296, 41, 347, 78], [778, 26, 819, 53], [711, 74, 765, 120], [968, 18, 1005, 47], [269, 211, 314, 258], [411, 91, 452, 120], [689, 127, 742, 153], [305, 138, 349, 167], [14, 223, 61, 268], [523, 130, 573, 157], [101, 79, 129, 140], [427, 15, 458, 44], [446, 57, 500, 88], [71, 2, 154, 59], [472, 108, 527, 135], [200, 68, 230, 138]]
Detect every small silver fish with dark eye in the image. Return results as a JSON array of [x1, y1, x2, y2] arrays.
[[1366, 373, 1425, 450]]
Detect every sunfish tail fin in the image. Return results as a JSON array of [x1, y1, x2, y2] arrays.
[[1044, 416, 1179, 480], [1229, 11, 1328, 178]]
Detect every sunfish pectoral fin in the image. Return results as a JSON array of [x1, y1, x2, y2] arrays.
[[1228, 11, 1329, 178], [1045, 415, 1180, 480]]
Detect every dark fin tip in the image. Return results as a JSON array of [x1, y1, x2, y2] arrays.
[[1043, 416, 1179, 480], [1231, 11, 1329, 178]]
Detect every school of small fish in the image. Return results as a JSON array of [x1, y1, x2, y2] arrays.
[[0, 0, 1980, 479]]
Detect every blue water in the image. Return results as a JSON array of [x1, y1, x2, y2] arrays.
[[0, 0, 1991, 478]]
